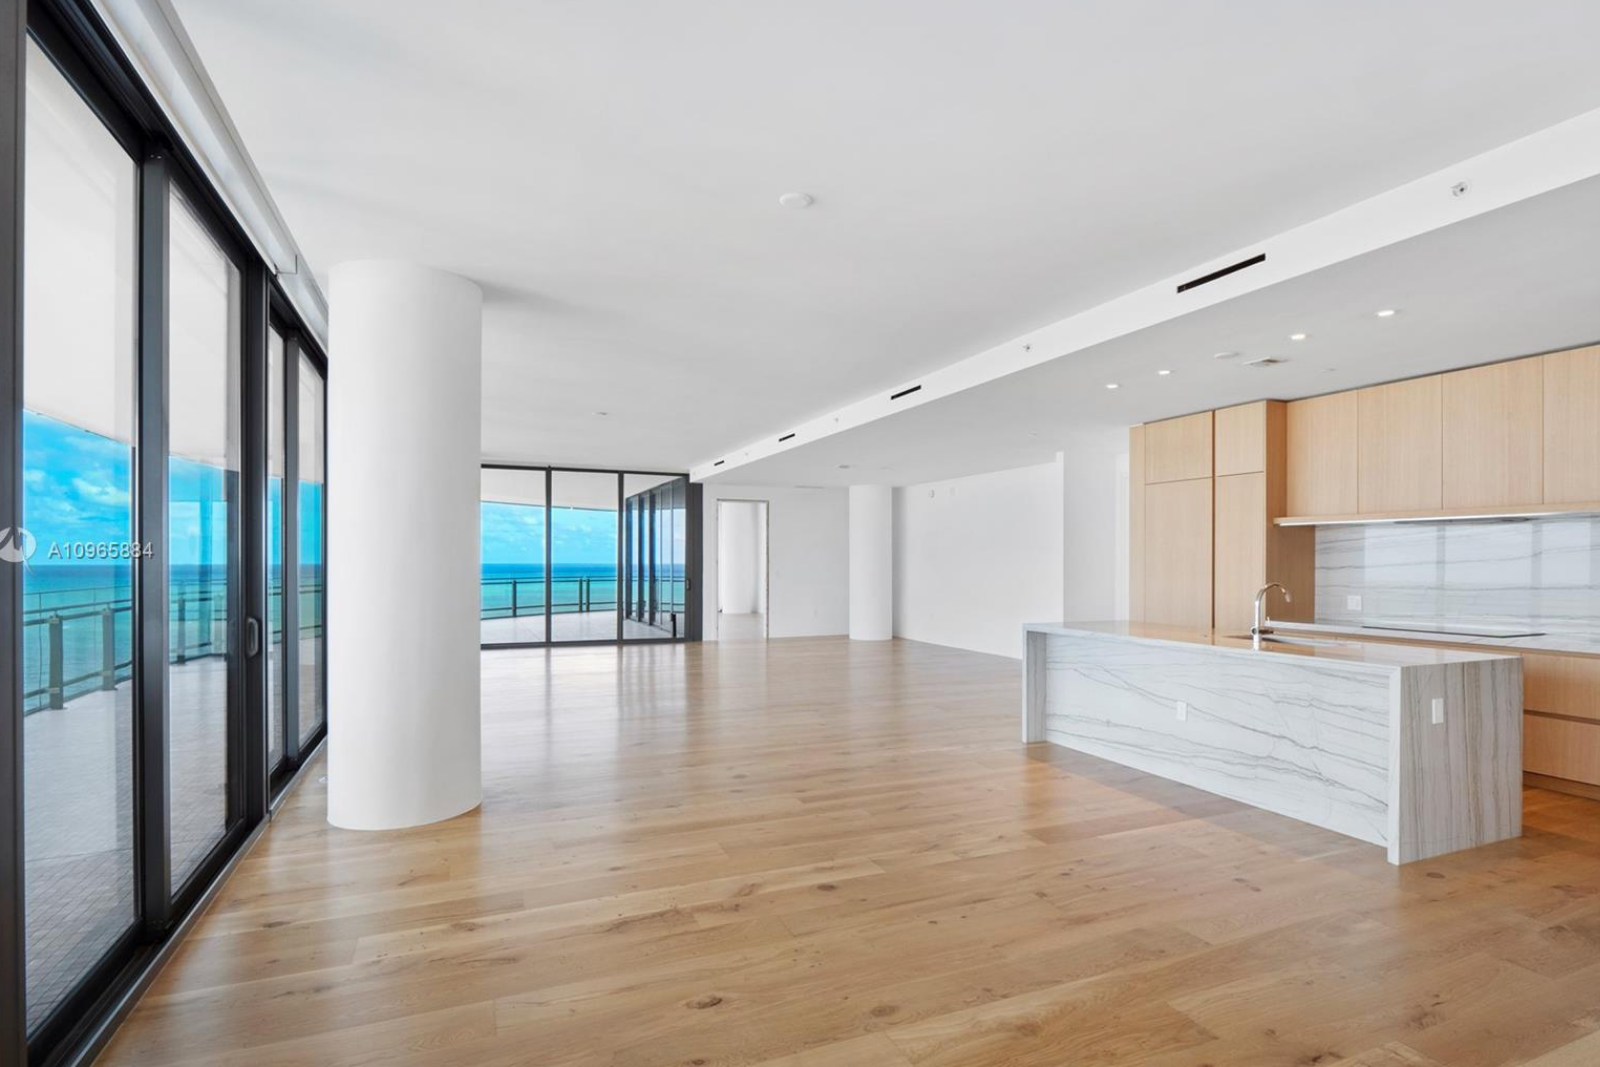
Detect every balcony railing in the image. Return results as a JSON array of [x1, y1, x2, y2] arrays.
[[22, 581, 324, 715]]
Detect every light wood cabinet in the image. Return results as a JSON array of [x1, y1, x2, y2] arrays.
[[1525, 713, 1600, 786], [1543, 344, 1600, 504], [1442, 358, 1542, 508], [1143, 478, 1212, 629], [1213, 402, 1314, 632], [1285, 392, 1357, 517], [1213, 473, 1265, 634], [1357, 376, 1442, 513], [1128, 425, 1145, 622], [1215, 402, 1266, 476], [1522, 652, 1600, 723], [1144, 411, 1213, 484]]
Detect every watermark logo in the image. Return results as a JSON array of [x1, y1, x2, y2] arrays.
[[0, 526, 37, 564]]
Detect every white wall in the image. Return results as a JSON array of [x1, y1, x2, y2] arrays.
[[1061, 428, 1129, 621], [848, 485, 894, 641], [717, 500, 766, 614], [702, 485, 848, 638], [893, 460, 1065, 659]]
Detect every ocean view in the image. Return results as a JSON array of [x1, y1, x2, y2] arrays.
[[21, 562, 323, 714]]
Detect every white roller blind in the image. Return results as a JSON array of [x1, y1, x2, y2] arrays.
[[481, 468, 546, 508], [297, 355, 324, 485], [168, 189, 241, 469], [267, 328, 285, 478], [22, 39, 137, 445]]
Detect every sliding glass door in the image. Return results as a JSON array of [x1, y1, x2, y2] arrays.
[[266, 327, 286, 772], [296, 355, 325, 746], [623, 474, 688, 640], [550, 470, 618, 643], [19, 34, 139, 1035], [481, 468, 548, 644], [479, 467, 696, 647], [166, 187, 244, 893], [7, 14, 332, 1062]]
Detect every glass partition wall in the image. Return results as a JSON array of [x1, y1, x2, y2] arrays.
[[481, 466, 698, 647], [3, 10, 331, 1063], [623, 473, 688, 640]]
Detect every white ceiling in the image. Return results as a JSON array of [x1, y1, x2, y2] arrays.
[[714, 174, 1600, 486], [172, 0, 1600, 473]]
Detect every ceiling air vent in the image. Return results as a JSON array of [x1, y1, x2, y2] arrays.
[[1241, 356, 1286, 367], [889, 384, 922, 401], [1176, 252, 1266, 294], [778, 433, 796, 443]]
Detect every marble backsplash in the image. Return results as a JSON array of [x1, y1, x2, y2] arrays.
[[1315, 516, 1600, 635]]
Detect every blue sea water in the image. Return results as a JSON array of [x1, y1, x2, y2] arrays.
[[480, 562, 684, 618], [20, 563, 323, 714]]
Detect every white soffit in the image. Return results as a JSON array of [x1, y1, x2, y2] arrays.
[[91, 0, 329, 346], [693, 106, 1600, 482]]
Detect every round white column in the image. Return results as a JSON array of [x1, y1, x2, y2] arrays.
[[326, 261, 483, 830], [849, 484, 893, 641]]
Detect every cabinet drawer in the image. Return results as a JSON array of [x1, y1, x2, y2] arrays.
[[1525, 713, 1600, 786], [1521, 652, 1600, 722]]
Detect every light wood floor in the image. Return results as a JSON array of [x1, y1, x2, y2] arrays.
[[98, 637, 1600, 1067]]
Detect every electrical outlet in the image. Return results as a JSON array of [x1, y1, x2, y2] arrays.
[[1175, 701, 1188, 721], [1431, 697, 1445, 725], [1347, 595, 1363, 611]]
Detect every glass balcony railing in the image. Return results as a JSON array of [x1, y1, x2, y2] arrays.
[[21, 579, 323, 715]]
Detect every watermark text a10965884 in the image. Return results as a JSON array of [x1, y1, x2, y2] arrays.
[[0, 527, 153, 564]]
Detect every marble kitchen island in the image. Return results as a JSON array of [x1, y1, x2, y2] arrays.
[[1022, 622, 1525, 864]]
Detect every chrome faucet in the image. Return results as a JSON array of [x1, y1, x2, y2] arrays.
[[1252, 583, 1292, 645]]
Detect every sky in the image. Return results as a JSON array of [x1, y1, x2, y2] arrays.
[[25, 409, 620, 575], [481, 501, 617, 568], [23, 410, 323, 569]]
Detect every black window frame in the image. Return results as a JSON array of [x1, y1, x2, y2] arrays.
[[1, 2, 330, 1063], [480, 464, 702, 649], [267, 299, 328, 798]]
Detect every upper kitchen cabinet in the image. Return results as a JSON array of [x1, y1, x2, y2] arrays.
[[1286, 391, 1357, 517], [1544, 344, 1600, 504], [1357, 375, 1442, 514], [1144, 411, 1213, 484], [1214, 401, 1267, 476], [1442, 358, 1543, 508]]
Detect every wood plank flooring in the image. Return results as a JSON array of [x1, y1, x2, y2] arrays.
[[97, 637, 1600, 1067]]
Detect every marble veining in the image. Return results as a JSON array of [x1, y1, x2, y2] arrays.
[[1038, 631, 1391, 845], [1316, 516, 1600, 635], [1025, 624, 1524, 864]]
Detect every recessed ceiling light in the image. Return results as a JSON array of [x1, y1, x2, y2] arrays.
[[1105, 383, 1120, 390], [1212, 351, 1239, 360], [1376, 308, 1398, 317], [1157, 369, 1172, 376], [1289, 332, 1308, 341], [778, 192, 815, 209]]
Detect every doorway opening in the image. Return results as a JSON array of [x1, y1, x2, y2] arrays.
[[717, 499, 769, 641]]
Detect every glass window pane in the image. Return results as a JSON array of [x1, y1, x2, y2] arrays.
[[623, 474, 688, 639], [481, 469, 547, 645], [550, 471, 618, 642], [297, 355, 325, 746], [168, 188, 241, 892], [21, 37, 139, 1033], [267, 328, 286, 770]]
